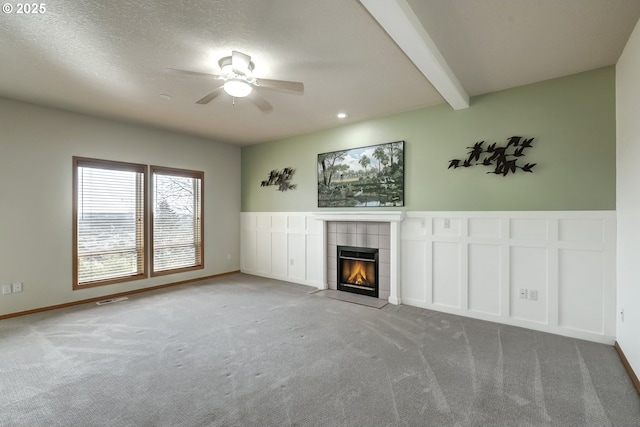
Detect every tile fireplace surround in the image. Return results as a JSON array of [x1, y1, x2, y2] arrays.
[[329, 222, 390, 299], [313, 212, 404, 304]]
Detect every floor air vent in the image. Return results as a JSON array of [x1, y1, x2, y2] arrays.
[[96, 296, 129, 306]]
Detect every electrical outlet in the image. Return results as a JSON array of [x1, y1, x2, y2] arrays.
[[519, 288, 528, 299], [12, 282, 22, 293], [227, 254, 231, 261], [2, 284, 12, 295], [290, 259, 294, 265], [528, 289, 538, 301]]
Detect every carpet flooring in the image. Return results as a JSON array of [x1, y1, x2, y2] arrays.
[[1, 273, 639, 426]]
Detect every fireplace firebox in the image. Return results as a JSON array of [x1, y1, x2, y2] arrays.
[[337, 246, 379, 298]]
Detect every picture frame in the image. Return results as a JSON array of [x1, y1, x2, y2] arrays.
[[317, 141, 404, 207]]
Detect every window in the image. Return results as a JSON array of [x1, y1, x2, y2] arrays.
[[73, 157, 146, 288], [151, 166, 204, 275]]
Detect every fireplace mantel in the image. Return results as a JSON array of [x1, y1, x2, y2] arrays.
[[312, 211, 405, 223], [313, 211, 404, 305]]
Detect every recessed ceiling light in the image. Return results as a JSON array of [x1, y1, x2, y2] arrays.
[[337, 112, 347, 119], [159, 94, 171, 100]]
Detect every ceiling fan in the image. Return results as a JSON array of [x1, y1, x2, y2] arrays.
[[167, 50, 304, 112]]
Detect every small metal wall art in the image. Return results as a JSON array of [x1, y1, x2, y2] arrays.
[[260, 168, 297, 191], [448, 136, 537, 176]]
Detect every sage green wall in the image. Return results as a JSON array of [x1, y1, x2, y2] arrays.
[[242, 67, 615, 212]]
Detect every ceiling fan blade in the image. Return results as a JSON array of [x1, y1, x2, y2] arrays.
[[232, 51, 252, 74], [165, 68, 223, 79], [256, 78, 304, 92], [247, 90, 273, 112], [196, 87, 224, 105]]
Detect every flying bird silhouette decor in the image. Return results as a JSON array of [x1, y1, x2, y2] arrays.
[[448, 136, 537, 176], [260, 168, 297, 191]]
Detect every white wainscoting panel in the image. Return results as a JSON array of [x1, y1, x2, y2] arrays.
[[401, 240, 428, 303], [558, 219, 603, 243], [558, 249, 604, 334], [306, 233, 324, 284], [402, 211, 616, 344], [271, 232, 288, 277], [510, 218, 549, 240], [432, 242, 462, 308], [510, 246, 548, 324], [241, 211, 616, 344], [468, 244, 501, 316], [256, 230, 271, 275], [469, 218, 501, 239], [287, 233, 306, 281], [241, 212, 324, 287]]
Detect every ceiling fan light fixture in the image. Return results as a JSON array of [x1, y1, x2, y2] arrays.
[[218, 55, 255, 77], [171, 50, 301, 111], [220, 63, 234, 76], [223, 79, 253, 98]]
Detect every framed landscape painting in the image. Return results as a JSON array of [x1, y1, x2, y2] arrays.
[[317, 141, 404, 207]]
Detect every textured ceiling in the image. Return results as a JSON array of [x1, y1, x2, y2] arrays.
[[1, 0, 639, 145]]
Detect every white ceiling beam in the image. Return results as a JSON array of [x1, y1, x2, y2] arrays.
[[360, 0, 470, 110]]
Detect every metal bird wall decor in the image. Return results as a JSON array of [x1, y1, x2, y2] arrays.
[[260, 168, 297, 191], [448, 136, 537, 176]]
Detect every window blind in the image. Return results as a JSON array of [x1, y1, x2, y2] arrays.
[[74, 158, 146, 287], [152, 167, 203, 274]]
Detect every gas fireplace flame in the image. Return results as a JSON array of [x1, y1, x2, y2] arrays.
[[347, 260, 370, 286]]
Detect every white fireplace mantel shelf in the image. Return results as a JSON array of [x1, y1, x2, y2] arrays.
[[312, 211, 405, 223]]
